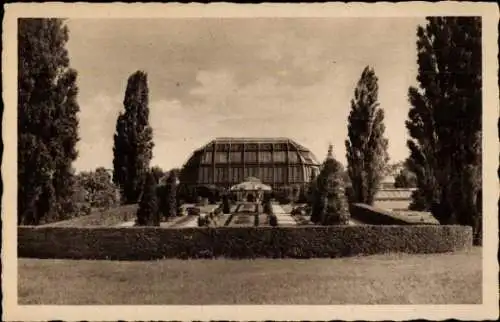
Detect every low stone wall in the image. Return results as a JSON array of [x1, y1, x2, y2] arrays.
[[18, 225, 472, 260]]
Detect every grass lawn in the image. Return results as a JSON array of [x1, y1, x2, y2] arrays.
[[18, 247, 482, 305], [41, 204, 138, 227]]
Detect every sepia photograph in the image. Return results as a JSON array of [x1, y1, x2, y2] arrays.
[[2, 2, 499, 321]]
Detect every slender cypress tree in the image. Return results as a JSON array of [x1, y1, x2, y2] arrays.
[[165, 170, 178, 218], [311, 145, 349, 225], [345, 66, 389, 205], [18, 18, 80, 225], [406, 17, 482, 244], [136, 171, 159, 226], [113, 71, 154, 204], [222, 194, 231, 214]]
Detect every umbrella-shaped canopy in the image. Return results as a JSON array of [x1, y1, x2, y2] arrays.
[[230, 178, 272, 191]]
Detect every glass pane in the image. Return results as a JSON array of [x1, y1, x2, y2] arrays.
[[274, 151, 286, 162], [245, 143, 258, 151], [258, 167, 266, 181], [293, 166, 303, 182], [288, 167, 295, 182], [229, 152, 242, 163], [202, 152, 212, 164], [266, 167, 274, 182], [288, 152, 299, 163], [229, 168, 236, 183], [274, 167, 283, 182], [246, 151, 257, 163], [249, 167, 259, 178], [215, 152, 228, 163], [260, 143, 272, 150], [259, 151, 272, 163], [214, 168, 224, 182], [205, 168, 212, 183], [231, 167, 243, 182]]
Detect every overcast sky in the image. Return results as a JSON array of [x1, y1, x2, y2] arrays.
[[66, 17, 426, 172]]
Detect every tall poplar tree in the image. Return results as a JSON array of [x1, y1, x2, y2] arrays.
[[113, 71, 154, 204], [406, 17, 482, 244], [345, 66, 389, 205], [18, 18, 80, 225]]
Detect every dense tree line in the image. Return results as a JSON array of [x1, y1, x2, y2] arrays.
[[18, 18, 80, 225], [405, 17, 482, 244]]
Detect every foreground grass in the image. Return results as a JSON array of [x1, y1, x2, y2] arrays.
[[18, 247, 482, 305]]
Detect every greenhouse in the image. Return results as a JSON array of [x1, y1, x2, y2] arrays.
[[178, 137, 320, 199]]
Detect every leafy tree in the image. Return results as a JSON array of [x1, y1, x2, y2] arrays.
[[151, 166, 165, 184], [311, 145, 350, 225], [408, 189, 428, 211], [345, 66, 389, 205], [406, 17, 482, 244], [113, 71, 154, 204], [69, 176, 93, 218], [136, 171, 159, 226], [76, 167, 120, 210], [18, 18, 80, 225], [394, 167, 417, 188]]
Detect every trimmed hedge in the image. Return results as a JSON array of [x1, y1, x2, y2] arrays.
[[350, 203, 436, 225], [18, 225, 472, 260]]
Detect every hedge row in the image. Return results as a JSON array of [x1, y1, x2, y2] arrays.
[[350, 203, 436, 225], [18, 225, 472, 260]]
